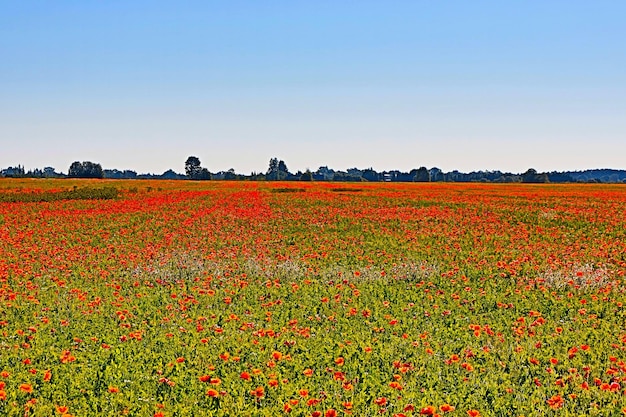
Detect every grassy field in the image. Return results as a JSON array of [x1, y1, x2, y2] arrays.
[[1, 179, 625, 416]]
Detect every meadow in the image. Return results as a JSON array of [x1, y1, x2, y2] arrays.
[[1, 179, 625, 416]]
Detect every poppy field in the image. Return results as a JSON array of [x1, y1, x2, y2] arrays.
[[1, 179, 625, 416]]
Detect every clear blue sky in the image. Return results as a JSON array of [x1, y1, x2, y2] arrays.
[[1, 1, 625, 175]]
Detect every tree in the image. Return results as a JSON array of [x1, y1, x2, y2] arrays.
[[267, 157, 289, 180], [277, 160, 290, 180], [198, 168, 212, 180], [522, 168, 548, 183], [278, 160, 288, 175], [414, 167, 431, 182], [300, 169, 313, 181], [1, 165, 25, 177], [185, 156, 203, 179], [267, 158, 279, 180], [161, 169, 184, 180], [84, 161, 103, 178], [315, 166, 334, 181], [429, 167, 444, 182], [68, 161, 103, 178], [224, 168, 236, 180], [362, 168, 380, 182], [68, 161, 82, 177]]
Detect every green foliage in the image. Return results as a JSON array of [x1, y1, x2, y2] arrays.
[[1, 180, 625, 416]]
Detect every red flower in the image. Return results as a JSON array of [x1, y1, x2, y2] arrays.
[[250, 386, 265, 398], [389, 381, 403, 390], [375, 397, 388, 406], [420, 405, 436, 415], [547, 395, 564, 409]]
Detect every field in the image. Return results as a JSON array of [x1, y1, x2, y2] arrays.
[[1, 179, 625, 416]]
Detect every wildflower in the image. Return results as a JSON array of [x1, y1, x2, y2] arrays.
[[420, 406, 436, 415], [389, 381, 403, 390], [375, 397, 388, 406], [250, 386, 265, 397], [60, 350, 76, 364], [19, 384, 33, 393], [546, 395, 564, 409]]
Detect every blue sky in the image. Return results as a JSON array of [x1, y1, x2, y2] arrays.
[[1, 1, 625, 175]]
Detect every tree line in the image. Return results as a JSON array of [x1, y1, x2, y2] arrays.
[[2, 157, 626, 183]]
